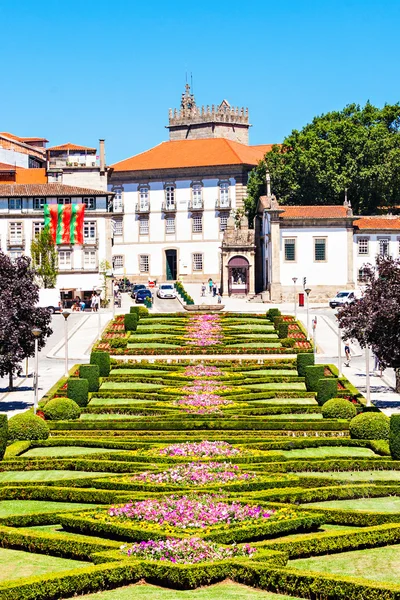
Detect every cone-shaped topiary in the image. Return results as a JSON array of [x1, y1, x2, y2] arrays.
[[297, 353, 315, 377], [79, 364, 100, 392], [322, 398, 357, 420], [67, 378, 89, 407], [43, 397, 81, 420], [90, 351, 110, 377], [8, 411, 49, 441], [349, 411, 390, 440]]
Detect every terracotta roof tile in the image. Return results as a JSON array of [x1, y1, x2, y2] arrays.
[[47, 143, 96, 152], [0, 183, 110, 196], [354, 216, 400, 230], [280, 206, 350, 219], [111, 139, 273, 172], [0, 132, 48, 143], [0, 162, 16, 171]]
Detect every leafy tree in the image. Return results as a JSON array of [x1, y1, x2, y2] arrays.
[[99, 259, 112, 308], [337, 256, 400, 392], [245, 102, 400, 217], [31, 228, 58, 288], [0, 253, 52, 389]]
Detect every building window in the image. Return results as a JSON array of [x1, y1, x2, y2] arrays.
[[358, 237, 369, 255], [8, 198, 21, 210], [139, 254, 149, 273], [33, 197, 46, 210], [139, 186, 150, 210], [165, 217, 175, 234], [379, 238, 390, 257], [113, 188, 123, 212], [83, 197, 96, 210], [314, 238, 326, 262], [83, 250, 96, 269], [139, 218, 149, 235], [193, 253, 203, 271], [219, 182, 230, 207], [165, 185, 176, 209], [192, 215, 202, 233], [113, 255, 124, 269], [33, 222, 44, 237], [57, 198, 71, 205], [192, 183, 203, 208], [284, 238, 296, 261], [220, 213, 229, 231], [358, 267, 368, 282], [113, 219, 123, 236], [9, 250, 23, 261], [9, 222, 23, 242], [58, 250, 72, 270], [84, 221, 96, 240]]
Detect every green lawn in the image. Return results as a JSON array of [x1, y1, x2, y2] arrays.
[[244, 370, 298, 376], [264, 413, 322, 420], [23, 446, 125, 457], [249, 398, 317, 405], [0, 547, 90, 582], [0, 500, 100, 517], [130, 334, 181, 340], [137, 324, 182, 330], [109, 368, 170, 375], [0, 471, 111, 482], [100, 382, 164, 390], [302, 496, 400, 512], [89, 398, 157, 406], [80, 414, 143, 420], [281, 447, 376, 459], [229, 343, 282, 348], [127, 342, 182, 349], [296, 470, 400, 482], [249, 383, 306, 390], [226, 325, 275, 331], [69, 581, 301, 600], [289, 544, 400, 584]]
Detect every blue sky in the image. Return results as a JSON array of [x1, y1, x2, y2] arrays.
[[1, 0, 399, 164]]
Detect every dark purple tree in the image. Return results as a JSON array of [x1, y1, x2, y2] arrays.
[[337, 255, 400, 391], [0, 252, 52, 389]]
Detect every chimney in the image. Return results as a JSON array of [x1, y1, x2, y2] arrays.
[[99, 139, 105, 173]]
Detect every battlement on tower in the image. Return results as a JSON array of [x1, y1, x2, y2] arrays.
[[167, 84, 251, 145]]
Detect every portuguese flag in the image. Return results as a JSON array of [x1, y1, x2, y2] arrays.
[[44, 204, 85, 245]]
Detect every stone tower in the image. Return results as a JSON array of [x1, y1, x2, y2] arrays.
[[167, 84, 250, 145]]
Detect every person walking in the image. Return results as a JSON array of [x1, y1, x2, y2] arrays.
[[212, 283, 217, 297], [373, 353, 382, 377], [208, 278, 213, 295], [201, 283, 206, 297], [344, 343, 351, 367], [90, 293, 97, 312], [217, 291, 222, 304]]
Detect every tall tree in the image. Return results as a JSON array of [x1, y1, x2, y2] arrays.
[[0, 253, 52, 389], [31, 228, 58, 288], [337, 256, 400, 392], [245, 102, 400, 217]]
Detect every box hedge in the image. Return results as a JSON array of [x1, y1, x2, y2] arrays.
[[79, 364, 100, 392], [0, 415, 7, 460], [317, 378, 338, 406], [90, 351, 110, 377], [305, 365, 325, 391], [278, 323, 289, 339], [124, 313, 138, 332], [389, 414, 400, 459], [267, 308, 281, 320], [67, 378, 89, 408], [296, 353, 315, 377], [322, 398, 357, 419], [42, 397, 81, 421], [349, 412, 390, 440], [8, 411, 49, 442]]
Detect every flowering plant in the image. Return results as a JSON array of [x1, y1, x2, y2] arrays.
[[183, 365, 223, 377], [184, 315, 223, 346], [121, 536, 256, 563], [131, 462, 255, 486], [156, 441, 241, 457]]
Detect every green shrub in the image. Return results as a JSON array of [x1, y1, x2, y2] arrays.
[[267, 308, 281, 320], [322, 398, 357, 419], [108, 338, 128, 349], [280, 337, 296, 348], [43, 397, 81, 421], [79, 364, 100, 392], [349, 412, 390, 440], [8, 411, 49, 441], [305, 365, 325, 391], [389, 414, 400, 459], [129, 306, 141, 318], [0, 414, 7, 460], [297, 352, 315, 377], [124, 313, 138, 332], [273, 316, 284, 330], [67, 378, 89, 407], [278, 323, 289, 338], [90, 351, 110, 377], [317, 378, 338, 406], [138, 306, 149, 317]]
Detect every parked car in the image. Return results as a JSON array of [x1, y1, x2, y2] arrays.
[[157, 283, 177, 299], [130, 284, 146, 299], [37, 289, 62, 314], [329, 290, 356, 309], [135, 289, 153, 304]]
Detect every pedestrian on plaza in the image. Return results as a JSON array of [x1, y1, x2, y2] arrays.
[[217, 291, 222, 304], [208, 278, 213, 294], [373, 353, 382, 377], [344, 343, 351, 367], [90, 293, 96, 312], [80, 299, 86, 311], [212, 283, 217, 297], [201, 283, 206, 297]]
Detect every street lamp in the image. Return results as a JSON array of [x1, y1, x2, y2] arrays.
[[105, 269, 115, 318], [292, 277, 298, 320], [62, 310, 71, 377], [304, 287, 311, 341], [32, 327, 42, 414], [365, 346, 371, 407]]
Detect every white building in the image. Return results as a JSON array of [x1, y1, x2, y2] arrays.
[[46, 141, 107, 191]]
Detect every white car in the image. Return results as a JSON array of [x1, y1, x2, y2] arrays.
[[157, 283, 177, 299], [329, 290, 356, 309]]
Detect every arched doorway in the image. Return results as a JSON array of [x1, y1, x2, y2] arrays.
[[228, 256, 249, 295]]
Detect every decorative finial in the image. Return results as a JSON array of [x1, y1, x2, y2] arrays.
[[343, 188, 351, 208], [266, 170, 271, 196]]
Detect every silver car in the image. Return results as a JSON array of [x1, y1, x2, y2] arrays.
[[157, 283, 177, 299]]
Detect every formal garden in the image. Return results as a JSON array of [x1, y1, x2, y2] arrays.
[[0, 308, 400, 599]]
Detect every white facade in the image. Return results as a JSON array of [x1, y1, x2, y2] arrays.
[[354, 231, 400, 281]]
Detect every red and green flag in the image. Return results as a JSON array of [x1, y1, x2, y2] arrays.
[[44, 204, 85, 244]]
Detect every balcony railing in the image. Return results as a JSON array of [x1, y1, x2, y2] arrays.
[[188, 199, 204, 211], [7, 237, 25, 249], [48, 159, 99, 169], [135, 203, 151, 213], [161, 202, 177, 212], [83, 236, 99, 248], [215, 198, 231, 209]]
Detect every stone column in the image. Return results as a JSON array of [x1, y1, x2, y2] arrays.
[[269, 218, 282, 302], [347, 228, 354, 284]]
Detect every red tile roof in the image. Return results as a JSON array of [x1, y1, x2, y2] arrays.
[[280, 206, 350, 219], [354, 216, 400, 230], [0, 132, 48, 143], [0, 183, 110, 196], [47, 143, 96, 152], [0, 162, 16, 171], [111, 139, 273, 172]]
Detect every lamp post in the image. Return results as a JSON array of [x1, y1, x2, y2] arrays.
[[312, 317, 317, 360], [365, 346, 371, 407], [292, 277, 298, 320], [337, 321, 343, 377], [32, 327, 42, 414], [62, 310, 71, 377], [304, 287, 311, 340], [97, 300, 102, 340]]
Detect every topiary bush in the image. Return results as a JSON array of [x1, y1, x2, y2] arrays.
[[317, 378, 338, 406], [8, 411, 49, 441], [349, 412, 390, 440], [389, 414, 400, 459], [129, 306, 141, 318], [305, 365, 325, 391], [278, 323, 289, 339], [79, 364, 100, 392], [43, 397, 81, 421], [124, 313, 138, 332], [322, 398, 357, 420], [90, 351, 110, 377], [297, 353, 315, 377], [138, 306, 149, 317], [280, 337, 296, 348], [67, 378, 89, 407], [0, 415, 8, 460], [267, 308, 281, 320]]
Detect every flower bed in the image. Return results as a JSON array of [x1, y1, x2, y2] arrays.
[[184, 314, 223, 346], [156, 441, 242, 457], [131, 462, 255, 486]]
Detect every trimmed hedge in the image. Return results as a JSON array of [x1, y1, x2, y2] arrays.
[[43, 397, 81, 421], [390, 414, 400, 459], [305, 365, 325, 391], [349, 412, 390, 440], [8, 412, 49, 442], [322, 398, 357, 419], [317, 378, 338, 406], [278, 323, 289, 339], [124, 313, 138, 332], [296, 353, 315, 377], [0, 415, 7, 460], [267, 308, 281, 320], [79, 364, 100, 392], [90, 351, 110, 377], [67, 378, 89, 408]]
